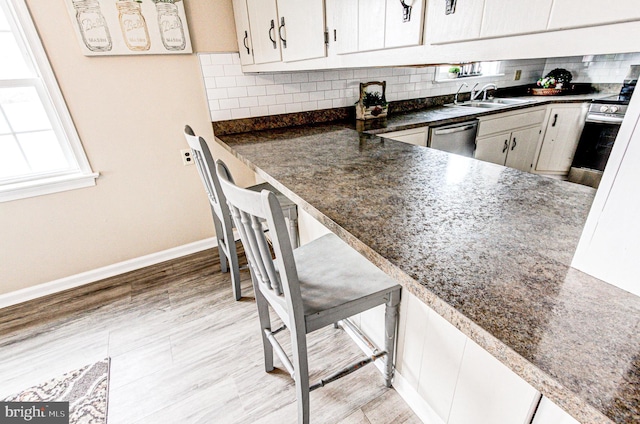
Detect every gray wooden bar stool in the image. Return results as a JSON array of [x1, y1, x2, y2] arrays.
[[215, 159, 401, 424], [183, 126, 298, 300]]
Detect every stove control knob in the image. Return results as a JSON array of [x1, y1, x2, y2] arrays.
[[600, 105, 610, 113], [609, 106, 619, 113]]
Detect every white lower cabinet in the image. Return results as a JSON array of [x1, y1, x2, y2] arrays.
[[475, 107, 545, 172], [397, 293, 540, 424], [448, 338, 539, 424], [505, 126, 544, 171], [475, 126, 542, 172], [413, 299, 467, 421], [531, 397, 580, 424], [533, 104, 588, 176], [380, 126, 429, 147]]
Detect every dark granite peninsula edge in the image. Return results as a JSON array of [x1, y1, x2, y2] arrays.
[[215, 124, 640, 424]]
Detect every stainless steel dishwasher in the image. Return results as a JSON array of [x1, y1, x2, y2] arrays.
[[428, 120, 478, 158]]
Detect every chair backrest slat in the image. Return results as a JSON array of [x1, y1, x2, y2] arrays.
[[250, 214, 283, 296], [216, 160, 301, 309], [236, 207, 274, 291], [183, 126, 227, 220]]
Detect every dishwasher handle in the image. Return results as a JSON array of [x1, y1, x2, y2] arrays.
[[432, 124, 477, 135]]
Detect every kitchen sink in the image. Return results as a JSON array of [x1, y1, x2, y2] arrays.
[[457, 101, 505, 108], [447, 97, 532, 109], [484, 98, 531, 105]]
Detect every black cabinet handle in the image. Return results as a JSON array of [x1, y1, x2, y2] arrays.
[[269, 20, 276, 49], [502, 139, 509, 153], [278, 17, 287, 48], [552, 113, 558, 127], [511, 137, 517, 150], [243, 30, 250, 54]]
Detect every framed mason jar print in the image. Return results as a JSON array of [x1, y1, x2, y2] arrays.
[[65, 0, 192, 56]]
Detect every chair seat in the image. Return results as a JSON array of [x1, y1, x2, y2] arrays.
[[247, 182, 297, 209], [264, 234, 401, 334]]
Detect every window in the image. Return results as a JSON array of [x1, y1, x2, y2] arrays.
[[434, 61, 502, 82], [0, 0, 96, 202]]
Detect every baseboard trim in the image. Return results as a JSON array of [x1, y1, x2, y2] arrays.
[[0, 238, 217, 310], [340, 320, 444, 424]]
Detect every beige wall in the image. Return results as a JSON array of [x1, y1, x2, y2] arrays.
[[0, 0, 254, 295]]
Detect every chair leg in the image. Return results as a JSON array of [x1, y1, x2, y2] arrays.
[[225, 227, 242, 301], [211, 210, 228, 273], [290, 325, 310, 424], [255, 286, 274, 372], [213, 207, 242, 300], [384, 289, 401, 387]]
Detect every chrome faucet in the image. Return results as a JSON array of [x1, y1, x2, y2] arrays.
[[472, 83, 497, 101], [454, 82, 468, 104], [470, 83, 480, 101]]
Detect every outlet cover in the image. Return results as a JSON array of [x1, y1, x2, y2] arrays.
[[180, 149, 194, 166], [514, 70, 522, 81]]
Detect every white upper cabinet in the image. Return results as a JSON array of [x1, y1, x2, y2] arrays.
[[277, 0, 326, 62], [358, 0, 386, 52], [242, 0, 326, 65], [425, 0, 484, 44], [327, 0, 359, 54], [480, 0, 553, 38], [328, 0, 424, 54], [547, 0, 640, 30], [246, 0, 281, 64], [232, 0, 254, 65], [384, 0, 425, 48]]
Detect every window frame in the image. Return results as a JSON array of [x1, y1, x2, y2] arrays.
[[0, 0, 97, 202], [433, 61, 504, 83]]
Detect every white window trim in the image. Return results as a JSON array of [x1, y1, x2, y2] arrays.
[[433, 61, 503, 83], [0, 0, 98, 202]]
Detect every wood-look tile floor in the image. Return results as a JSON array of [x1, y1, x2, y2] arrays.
[[0, 247, 420, 424]]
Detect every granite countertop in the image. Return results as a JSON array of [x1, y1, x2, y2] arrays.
[[362, 93, 605, 134], [214, 100, 640, 423]]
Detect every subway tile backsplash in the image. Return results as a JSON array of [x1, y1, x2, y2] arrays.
[[198, 53, 546, 122], [543, 53, 640, 84]]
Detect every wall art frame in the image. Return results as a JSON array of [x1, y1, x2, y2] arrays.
[[65, 0, 192, 56]]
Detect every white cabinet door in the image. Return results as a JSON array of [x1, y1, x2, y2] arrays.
[[232, 0, 254, 65], [276, 0, 326, 62], [425, 0, 484, 44], [358, 0, 386, 51], [475, 133, 509, 166], [477, 107, 546, 138], [246, 0, 281, 64], [326, 0, 359, 54], [448, 339, 539, 424], [381, 127, 429, 146], [535, 105, 588, 175], [384, 0, 425, 48], [480, 0, 553, 38], [505, 126, 542, 172], [531, 397, 580, 424], [548, 0, 640, 30]]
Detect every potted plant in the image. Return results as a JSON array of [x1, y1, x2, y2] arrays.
[[356, 81, 388, 120], [533, 68, 573, 95], [448, 66, 460, 79]]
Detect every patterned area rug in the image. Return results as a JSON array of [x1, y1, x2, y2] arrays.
[[3, 358, 110, 424]]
